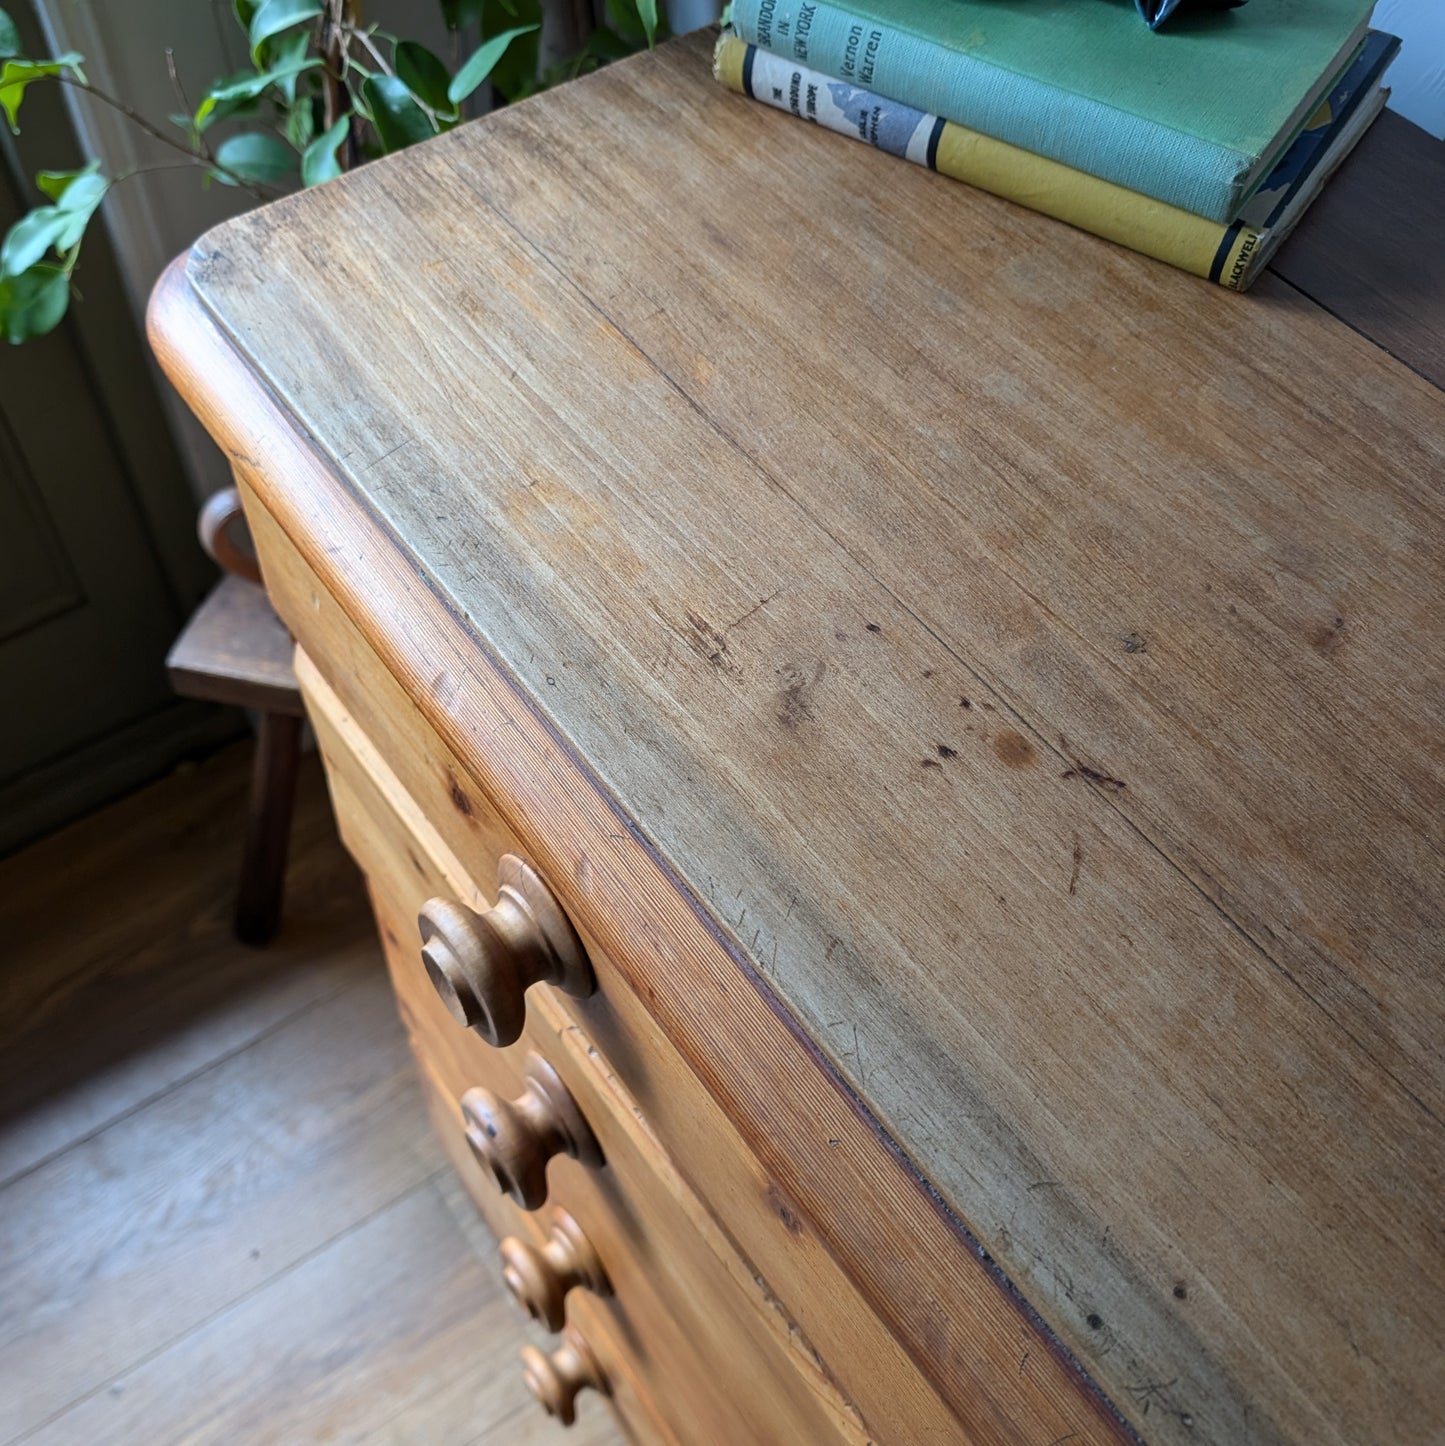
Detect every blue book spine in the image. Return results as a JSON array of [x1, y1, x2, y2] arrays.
[[730, 0, 1255, 221]]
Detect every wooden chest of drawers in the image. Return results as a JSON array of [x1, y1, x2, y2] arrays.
[[151, 30, 1445, 1446]]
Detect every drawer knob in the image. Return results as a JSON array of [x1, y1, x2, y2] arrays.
[[460, 1052, 603, 1210], [521, 1325, 608, 1426], [501, 1207, 611, 1331], [418, 854, 594, 1048]]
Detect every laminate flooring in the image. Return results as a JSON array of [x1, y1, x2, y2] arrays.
[[0, 742, 622, 1446]]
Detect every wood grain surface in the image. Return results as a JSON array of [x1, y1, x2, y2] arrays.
[[285, 555, 1012, 1446], [166, 574, 302, 715], [156, 280, 1129, 1446], [157, 30, 1445, 1446], [301, 644, 876, 1446], [0, 745, 357, 1186]]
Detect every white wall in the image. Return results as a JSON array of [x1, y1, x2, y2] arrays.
[[669, 0, 722, 31], [1374, 0, 1445, 138]]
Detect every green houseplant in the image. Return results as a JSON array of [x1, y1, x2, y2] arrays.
[[0, 0, 662, 342]]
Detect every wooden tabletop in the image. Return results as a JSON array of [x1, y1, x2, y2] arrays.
[[182, 32, 1445, 1446]]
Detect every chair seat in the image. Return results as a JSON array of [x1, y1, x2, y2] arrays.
[[167, 576, 303, 717]]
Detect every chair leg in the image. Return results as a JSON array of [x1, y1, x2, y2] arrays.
[[235, 711, 304, 946]]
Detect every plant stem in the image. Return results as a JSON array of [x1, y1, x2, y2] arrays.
[[164, 47, 193, 126], [55, 73, 281, 200], [117, 160, 222, 181], [350, 26, 393, 77], [321, 0, 360, 170]]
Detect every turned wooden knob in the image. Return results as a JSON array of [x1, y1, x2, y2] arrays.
[[500, 1207, 611, 1331], [460, 1052, 603, 1210], [418, 853, 593, 1047], [521, 1325, 608, 1426]]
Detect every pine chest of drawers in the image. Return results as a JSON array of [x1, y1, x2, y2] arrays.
[[151, 30, 1445, 1446]]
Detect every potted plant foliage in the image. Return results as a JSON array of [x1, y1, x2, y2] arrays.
[[0, 0, 662, 341]]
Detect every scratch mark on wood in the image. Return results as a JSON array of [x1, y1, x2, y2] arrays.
[[726, 588, 781, 634], [647, 597, 741, 679], [1125, 1378, 1180, 1417], [361, 438, 411, 471], [1068, 835, 1083, 896], [1060, 735, 1127, 792]]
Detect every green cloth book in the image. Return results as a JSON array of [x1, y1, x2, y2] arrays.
[[728, 0, 1375, 222]]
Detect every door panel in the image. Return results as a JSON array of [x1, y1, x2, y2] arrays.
[[0, 35, 233, 852]]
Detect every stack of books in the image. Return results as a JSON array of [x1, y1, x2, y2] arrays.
[[715, 0, 1398, 290]]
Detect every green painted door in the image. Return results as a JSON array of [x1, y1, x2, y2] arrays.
[[0, 100, 229, 851]]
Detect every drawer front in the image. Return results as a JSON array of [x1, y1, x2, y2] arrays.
[[410, 1053, 675, 1446], [304, 649, 868, 1446]]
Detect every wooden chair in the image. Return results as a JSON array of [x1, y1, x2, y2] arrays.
[[166, 488, 304, 944]]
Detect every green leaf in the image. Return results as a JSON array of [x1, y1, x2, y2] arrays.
[[35, 162, 97, 203], [300, 114, 348, 186], [479, 0, 542, 100], [605, 0, 638, 38], [195, 55, 318, 129], [346, 69, 375, 122], [44, 165, 105, 221], [212, 131, 296, 185], [447, 24, 536, 105], [0, 54, 84, 133], [268, 28, 313, 102], [247, 0, 321, 66], [636, 0, 659, 45], [232, 0, 259, 32], [395, 41, 453, 116], [361, 74, 435, 153], [440, 0, 486, 31], [579, 25, 635, 64], [603, 0, 667, 48], [1, 210, 68, 277], [0, 9, 20, 60], [0, 262, 70, 343], [284, 94, 315, 149], [2, 167, 107, 277]]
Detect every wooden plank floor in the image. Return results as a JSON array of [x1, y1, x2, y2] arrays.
[[0, 741, 622, 1446]]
